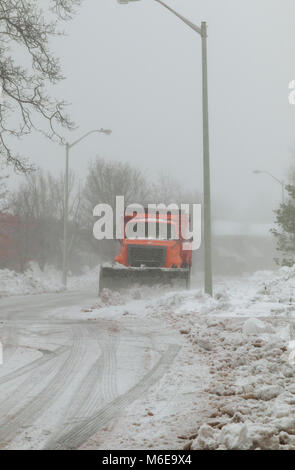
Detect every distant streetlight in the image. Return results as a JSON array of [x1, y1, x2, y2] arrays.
[[116, 0, 213, 296], [62, 128, 112, 288], [253, 170, 285, 204]]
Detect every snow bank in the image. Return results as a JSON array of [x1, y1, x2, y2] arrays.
[[186, 315, 295, 450], [0, 263, 99, 296], [255, 265, 295, 303]]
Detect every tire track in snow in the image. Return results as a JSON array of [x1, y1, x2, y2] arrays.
[[101, 333, 119, 404], [0, 345, 67, 386], [47, 343, 180, 450], [44, 328, 119, 449], [0, 325, 87, 447], [0, 349, 63, 422]]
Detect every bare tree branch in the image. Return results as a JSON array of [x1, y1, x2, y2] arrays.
[[0, 0, 82, 172]]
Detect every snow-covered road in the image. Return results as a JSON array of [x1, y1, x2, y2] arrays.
[[0, 290, 189, 450], [1, 266, 295, 450]]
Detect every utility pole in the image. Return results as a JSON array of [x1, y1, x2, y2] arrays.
[[201, 21, 212, 296]]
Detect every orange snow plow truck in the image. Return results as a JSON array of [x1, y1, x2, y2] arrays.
[[99, 207, 192, 293]]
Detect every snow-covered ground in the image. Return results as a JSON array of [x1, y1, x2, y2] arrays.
[[1, 266, 295, 449], [69, 267, 295, 450], [0, 263, 99, 296]]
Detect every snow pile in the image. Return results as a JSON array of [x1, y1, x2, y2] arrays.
[[67, 266, 99, 291], [84, 285, 178, 313], [0, 263, 99, 296], [0, 264, 63, 295], [242, 318, 275, 335], [82, 288, 125, 312], [186, 316, 295, 450], [127, 277, 295, 450], [255, 265, 295, 304], [141, 268, 295, 321], [142, 288, 230, 321]]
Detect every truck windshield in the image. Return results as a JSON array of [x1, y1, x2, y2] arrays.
[[128, 221, 178, 240]]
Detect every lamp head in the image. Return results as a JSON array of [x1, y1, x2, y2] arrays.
[[117, 0, 141, 4], [99, 129, 112, 135]]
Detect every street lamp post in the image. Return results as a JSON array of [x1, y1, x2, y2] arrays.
[[253, 170, 285, 205], [117, 0, 213, 296], [62, 128, 112, 288]]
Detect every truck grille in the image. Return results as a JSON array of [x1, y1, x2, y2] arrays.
[[127, 245, 166, 268]]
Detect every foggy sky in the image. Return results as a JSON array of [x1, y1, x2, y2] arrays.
[[8, 0, 295, 226]]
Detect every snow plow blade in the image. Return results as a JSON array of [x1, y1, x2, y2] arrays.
[[99, 264, 190, 294]]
